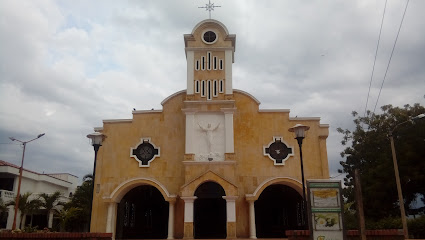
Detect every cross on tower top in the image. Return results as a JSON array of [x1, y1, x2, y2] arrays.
[[198, 0, 221, 19]]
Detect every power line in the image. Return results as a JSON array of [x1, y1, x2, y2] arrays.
[[363, 0, 387, 119], [330, 173, 344, 179], [372, 0, 410, 115]]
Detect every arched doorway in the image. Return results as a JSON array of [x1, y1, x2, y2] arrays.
[[115, 185, 168, 239], [255, 184, 304, 238], [194, 181, 227, 239]]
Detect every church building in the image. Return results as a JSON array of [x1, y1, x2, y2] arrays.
[[90, 19, 330, 239]]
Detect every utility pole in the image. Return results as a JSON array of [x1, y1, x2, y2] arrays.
[[389, 135, 409, 239], [9, 133, 45, 230], [354, 169, 366, 240]]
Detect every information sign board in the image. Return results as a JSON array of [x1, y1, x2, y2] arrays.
[[307, 180, 345, 240]]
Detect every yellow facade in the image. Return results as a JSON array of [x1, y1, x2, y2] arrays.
[[91, 19, 329, 239]]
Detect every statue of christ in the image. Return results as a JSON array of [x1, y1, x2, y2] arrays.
[[198, 122, 220, 154]]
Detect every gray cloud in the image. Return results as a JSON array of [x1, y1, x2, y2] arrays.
[[1, 0, 424, 181]]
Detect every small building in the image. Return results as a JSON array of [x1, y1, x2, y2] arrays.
[[91, 19, 330, 239], [0, 160, 78, 229]]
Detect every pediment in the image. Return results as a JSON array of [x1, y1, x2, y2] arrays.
[[180, 170, 238, 197]]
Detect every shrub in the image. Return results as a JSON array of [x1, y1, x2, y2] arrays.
[[22, 225, 39, 233], [365, 217, 402, 229], [408, 215, 425, 239], [343, 210, 359, 230]]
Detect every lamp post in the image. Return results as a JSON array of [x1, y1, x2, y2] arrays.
[[389, 113, 424, 239], [289, 124, 310, 229], [8, 133, 45, 230], [86, 132, 106, 232]]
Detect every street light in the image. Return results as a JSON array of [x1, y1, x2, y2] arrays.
[[8, 133, 45, 230], [288, 124, 310, 229], [389, 113, 425, 239], [86, 132, 106, 232]]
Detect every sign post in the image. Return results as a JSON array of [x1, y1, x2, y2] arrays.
[[307, 180, 345, 240]]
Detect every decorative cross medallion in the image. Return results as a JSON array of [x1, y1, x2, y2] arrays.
[[198, 0, 221, 19], [130, 138, 160, 167], [263, 137, 294, 165]]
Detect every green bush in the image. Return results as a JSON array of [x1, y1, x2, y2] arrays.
[[342, 214, 424, 239], [365, 217, 402, 229], [22, 225, 39, 233], [343, 210, 358, 230], [408, 215, 425, 239]]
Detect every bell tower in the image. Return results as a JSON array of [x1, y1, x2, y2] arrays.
[[183, 19, 236, 161], [184, 19, 236, 100]]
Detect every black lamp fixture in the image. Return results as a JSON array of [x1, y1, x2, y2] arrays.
[[288, 124, 310, 229], [86, 132, 106, 232]]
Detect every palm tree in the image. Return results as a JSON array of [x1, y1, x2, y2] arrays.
[[39, 191, 64, 228], [7, 192, 42, 229], [82, 174, 93, 184]]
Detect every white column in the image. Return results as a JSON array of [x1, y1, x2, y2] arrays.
[[48, 211, 54, 228], [106, 202, 117, 233], [225, 50, 233, 94], [186, 51, 195, 94], [21, 214, 26, 229], [167, 200, 175, 239], [6, 206, 14, 229], [181, 196, 197, 223], [183, 110, 196, 154], [222, 196, 237, 222], [222, 108, 235, 153], [112, 201, 118, 239], [248, 200, 257, 239]]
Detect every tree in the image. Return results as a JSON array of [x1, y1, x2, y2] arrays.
[[57, 207, 85, 232], [7, 192, 43, 228], [338, 103, 425, 220], [39, 191, 64, 228], [61, 174, 93, 232], [68, 174, 93, 220]]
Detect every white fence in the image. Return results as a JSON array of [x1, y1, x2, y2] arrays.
[[0, 190, 70, 204], [0, 190, 15, 203]]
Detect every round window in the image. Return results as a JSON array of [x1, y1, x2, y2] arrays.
[[203, 31, 217, 44]]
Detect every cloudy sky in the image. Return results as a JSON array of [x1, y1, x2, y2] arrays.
[[1, 0, 424, 182]]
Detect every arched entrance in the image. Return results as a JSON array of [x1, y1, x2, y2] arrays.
[[194, 181, 227, 239], [115, 185, 169, 239], [255, 184, 304, 238]]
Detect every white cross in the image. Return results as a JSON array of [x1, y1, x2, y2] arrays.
[[198, 0, 221, 19]]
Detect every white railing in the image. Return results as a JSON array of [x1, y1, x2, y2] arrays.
[[0, 189, 16, 202], [0, 190, 70, 204], [31, 192, 70, 203]]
